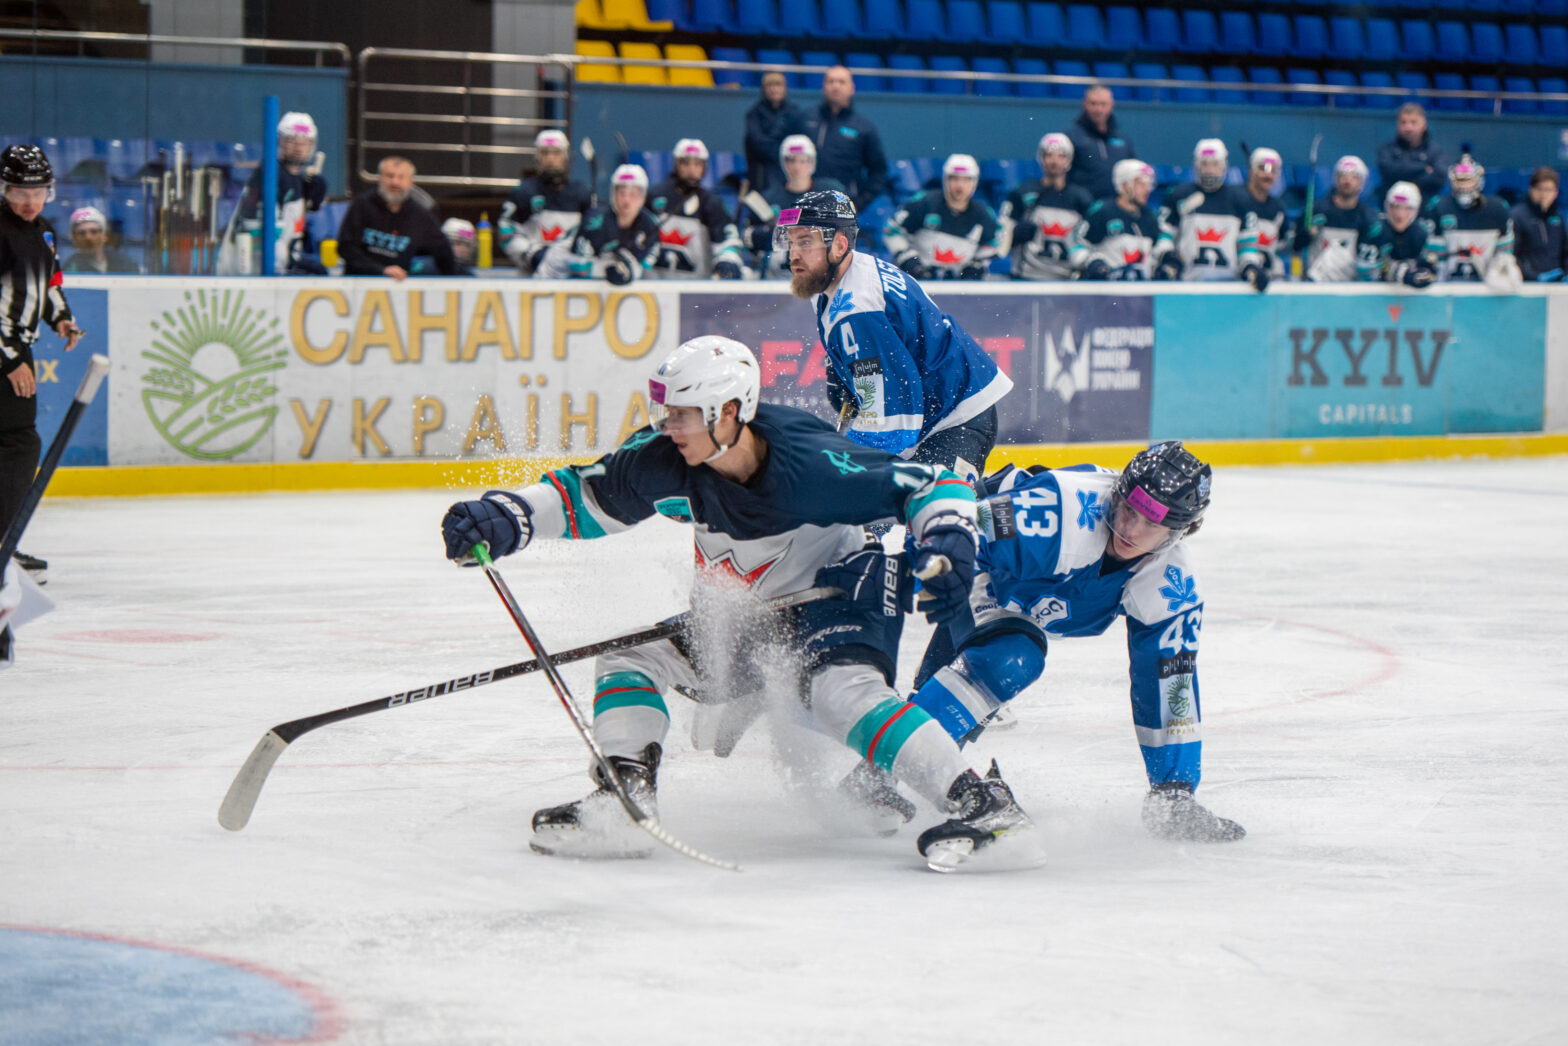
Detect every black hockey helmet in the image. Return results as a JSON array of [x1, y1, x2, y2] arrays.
[[1109, 440, 1213, 544], [1, 145, 54, 191], [773, 189, 858, 254]]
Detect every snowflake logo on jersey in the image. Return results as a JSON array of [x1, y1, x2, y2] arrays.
[[1075, 490, 1103, 529], [821, 449, 866, 475], [1159, 566, 1199, 612], [826, 289, 854, 323]]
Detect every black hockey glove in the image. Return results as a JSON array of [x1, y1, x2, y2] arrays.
[[896, 252, 930, 280], [1141, 782, 1245, 842], [714, 259, 744, 280], [1081, 258, 1112, 281], [1241, 262, 1270, 292], [813, 546, 914, 619], [603, 250, 636, 286], [527, 246, 550, 273], [1154, 253, 1184, 281], [442, 491, 534, 563], [913, 522, 978, 627], [1402, 265, 1435, 289], [958, 263, 988, 280]]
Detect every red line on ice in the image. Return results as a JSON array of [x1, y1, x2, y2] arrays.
[[1208, 618, 1402, 718]]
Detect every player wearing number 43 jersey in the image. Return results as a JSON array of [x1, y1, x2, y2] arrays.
[[905, 442, 1245, 843], [441, 336, 1045, 872]]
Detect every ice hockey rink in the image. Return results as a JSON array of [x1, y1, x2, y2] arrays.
[[2, 454, 1565, 1046]]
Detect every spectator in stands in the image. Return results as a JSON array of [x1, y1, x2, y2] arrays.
[[1237, 148, 1288, 291], [1376, 103, 1446, 203], [1424, 152, 1515, 285], [1070, 159, 1157, 281], [1355, 182, 1436, 288], [791, 65, 888, 210], [535, 164, 661, 284], [647, 138, 746, 279], [1297, 156, 1378, 283], [337, 156, 459, 280], [997, 133, 1093, 281], [1064, 84, 1135, 202], [61, 207, 139, 274], [883, 153, 998, 280], [1509, 167, 1566, 283], [238, 110, 328, 274], [499, 129, 593, 275], [744, 71, 800, 195], [738, 134, 844, 278]]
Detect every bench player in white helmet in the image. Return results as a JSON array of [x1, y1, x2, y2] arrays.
[[997, 133, 1095, 281], [646, 138, 747, 279], [534, 163, 662, 283], [1072, 158, 1158, 280], [883, 153, 1001, 281], [499, 129, 594, 274], [1299, 155, 1379, 283]]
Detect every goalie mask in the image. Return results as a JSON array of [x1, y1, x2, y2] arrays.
[[1449, 154, 1485, 208], [1106, 441, 1212, 556], [1194, 139, 1228, 192], [649, 336, 761, 462]]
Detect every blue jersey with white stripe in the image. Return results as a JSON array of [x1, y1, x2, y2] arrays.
[[811, 251, 1013, 456], [977, 464, 1205, 787]]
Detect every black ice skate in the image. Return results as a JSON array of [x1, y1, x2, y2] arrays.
[[838, 759, 917, 836], [1141, 783, 1245, 842], [916, 761, 1046, 873], [530, 743, 661, 859], [14, 552, 46, 586]]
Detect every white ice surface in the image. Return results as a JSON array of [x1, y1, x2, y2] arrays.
[[3, 457, 1567, 1045]]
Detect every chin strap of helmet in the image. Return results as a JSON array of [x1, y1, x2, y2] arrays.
[[702, 418, 741, 463]]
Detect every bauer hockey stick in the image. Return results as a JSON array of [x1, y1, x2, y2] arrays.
[[472, 544, 742, 871], [218, 582, 839, 831], [0, 353, 108, 567]]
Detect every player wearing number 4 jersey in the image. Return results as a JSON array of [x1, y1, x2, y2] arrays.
[[907, 442, 1245, 843]]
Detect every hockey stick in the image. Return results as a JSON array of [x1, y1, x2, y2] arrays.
[[580, 137, 598, 206], [1302, 133, 1325, 272], [0, 353, 108, 567], [217, 583, 838, 832], [472, 544, 742, 871]]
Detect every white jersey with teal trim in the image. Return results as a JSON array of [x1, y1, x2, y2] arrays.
[[811, 251, 1013, 457]]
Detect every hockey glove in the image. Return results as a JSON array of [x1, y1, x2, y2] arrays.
[[913, 522, 978, 627], [526, 246, 550, 273], [1539, 268, 1565, 283], [1154, 253, 1184, 281], [1402, 265, 1436, 289], [1081, 258, 1112, 281], [1241, 263, 1270, 292], [603, 249, 637, 286], [813, 546, 914, 619], [896, 252, 930, 280], [1141, 782, 1245, 842], [958, 263, 988, 281], [714, 259, 744, 280], [441, 491, 534, 563]]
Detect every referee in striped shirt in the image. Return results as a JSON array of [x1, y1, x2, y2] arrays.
[[2, 145, 83, 583]]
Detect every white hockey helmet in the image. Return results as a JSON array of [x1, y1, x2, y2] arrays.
[[779, 134, 816, 165], [1114, 159, 1155, 195], [943, 153, 980, 181], [1194, 138, 1228, 191], [1249, 147, 1282, 173], [278, 111, 317, 142], [674, 138, 710, 162], [1385, 181, 1422, 211], [650, 336, 762, 457], [70, 205, 107, 230], [535, 129, 569, 152], [1038, 132, 1074, 162], [611, 163, 649, 193], [1334, 155, 1368, 185], [441, 217, 477, 242]]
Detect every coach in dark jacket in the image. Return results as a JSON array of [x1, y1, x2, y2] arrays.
[[1376, 103, 1446, 202], [337, 156, 458, 279], [791, 66, 888, 210], [1063, 84, 1136, 202], [744, 71, 800, 194], [1511, 167, 1568, 281]]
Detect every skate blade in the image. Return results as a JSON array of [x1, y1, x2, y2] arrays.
[[924, 828, 1049, 874], [530, 828, 653, 860]]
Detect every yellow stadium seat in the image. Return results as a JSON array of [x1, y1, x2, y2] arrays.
[[575, 40, 620, 82], [619, 42, 668, 85], [665, 45, 715, 87], [575, 0, 607, 28], [602, 0, 673, 30]]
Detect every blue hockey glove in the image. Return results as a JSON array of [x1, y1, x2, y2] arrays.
[[912, 523, 977, 626], [1081, 258, 1112, 281], [714, 259, 744, 280], [1241, 262, 1270, 292], [441, 491, 534, 563], [813, 546, 914, 619], [1538, 268, 1563, 283]]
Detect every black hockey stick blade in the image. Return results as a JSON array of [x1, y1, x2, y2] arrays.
[[217, 583, 838, 831], [1, 353, 109, 566]]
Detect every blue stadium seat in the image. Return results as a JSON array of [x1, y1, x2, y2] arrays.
[[985, 1, 1024, 45], [1025, 3, 1064, 46], [928, 55, 967, 95], [1180, 10, 1217, 54], [1324, 69, 1360, 108], [1171, 63, 1210, 103], [1105, 6, 1140, 51], [1400, 20, 1434, 61], [1504, 77, 1539, 115], [972, 56, 1012, 97], [1093, 61, 1129, 88], [1013, 57, 1051, 97], [1065, 4, 1105, 49], [1434, 22, 1469, 62], [947, 0, 985, 42], [887, 53, 926, 93], [1539, 77, 1568, 116], [822, 0, 862, 37], [860, 0, 902, 37], [631, 149, 672, 185], [1504, 25, 1538, 65], [1471, 24, 1503, 64], [1433, 72, 1468, 112], [1131, 61, 1169, 103], [710, 46, 756, 87], [1541, 0, 1568, 16], [1248, 67, 1285, 106], [1219, 12, 1255, 55], [1501, 0, 1534, 10], [890, 159, 920, 195], [646, 0, 686, 26], [905, 0, 944, 39], [801, 49, 839, 77], [980, 158, 1024, 198], [1055, 58, 1091, 90], [1293, 16, 1327, 58], [1469, 75, 1500, 114], [689, 0, 733, 31], [1361, 71, 1399, 110], [778, 0, 822, 37], [1396, 71, 1431, 103], [1143, 8, 1179, 51], [1286, 68, 1325, 108], [1466, 0, 1501, 10], [1364, 19, 1397, 61], [845, 51, 887, 91], [1256, 14, 1290, 56], [909, 155, 940, 189], [755, 48, 799, 87], [1328, 17, 1364, 61], [1210, 66, 1246, 105], [1543, 26, 1568, 66], [712, 151, 744, 191], [735, 0, 780, 34]]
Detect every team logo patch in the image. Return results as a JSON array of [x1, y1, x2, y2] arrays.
[[530, 195, 546, 211], [1075, 490, 1103, 529], [923, 213, 941, 229], [984, 495, 1016, 540], [1165, 674, 1193, 719], [652, 496, 694, 522], [42, 230, 54, 250], [1159, 565, 1199, 613], [826, 289, 854, 322], [821, 449, 865, 474], [621, 429, 658, 451]]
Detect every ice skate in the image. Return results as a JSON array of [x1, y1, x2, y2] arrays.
[[530, 743, 660, 859], [837, 759, 917, 836], [916, 761, 1046, 873], [14, 552, 46, 586], [1141, 783, 1245, 842]]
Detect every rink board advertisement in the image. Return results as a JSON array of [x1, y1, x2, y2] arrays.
[[680, 290, 1154, 444], [33, 287, 110, 466], [103, 280, 680, 466]]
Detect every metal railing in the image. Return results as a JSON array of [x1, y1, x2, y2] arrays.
[[0, 27, 350, 66], [356, 48, 574, 189]]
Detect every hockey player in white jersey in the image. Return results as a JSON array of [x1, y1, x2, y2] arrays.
[[534, 164, 662, 283], [1070, 159, 1158, 281], [1424, 152, 1517, 285], [1237, 147, 1289, 291], [440, 218, 477, 274], [882, 153, 1000, 281], [647, 138, 747, 279], [904, 442, 1245, 843], [1356, 181, 1437, 287], [439, 337, 1043, 872], [1154, 139, 1244, 282], [1298, 156, 1379, 282], [499, 129, 594, 274], [776, 190, 1013, 481], [997, 133, 1094, 281]]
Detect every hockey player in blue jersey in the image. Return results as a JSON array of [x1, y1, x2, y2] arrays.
[[440, 336, 1042, 872], [1356, 182, 1437, 287], [882, 153, 1000, 281], [997, 133, 1095, 282], [1070, 159, 1159, 281], [904, 442, 1246, 843], [1297, 156, 1379, 282], [776, 189, 1013, 485], [1424, 152, 1517, 286]]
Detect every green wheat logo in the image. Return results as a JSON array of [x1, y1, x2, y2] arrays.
[[1166, 675, 1192, 720], [141, 289, 287, 460]]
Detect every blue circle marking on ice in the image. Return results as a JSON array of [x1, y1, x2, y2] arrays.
[[0, 924, 340, 1045]]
